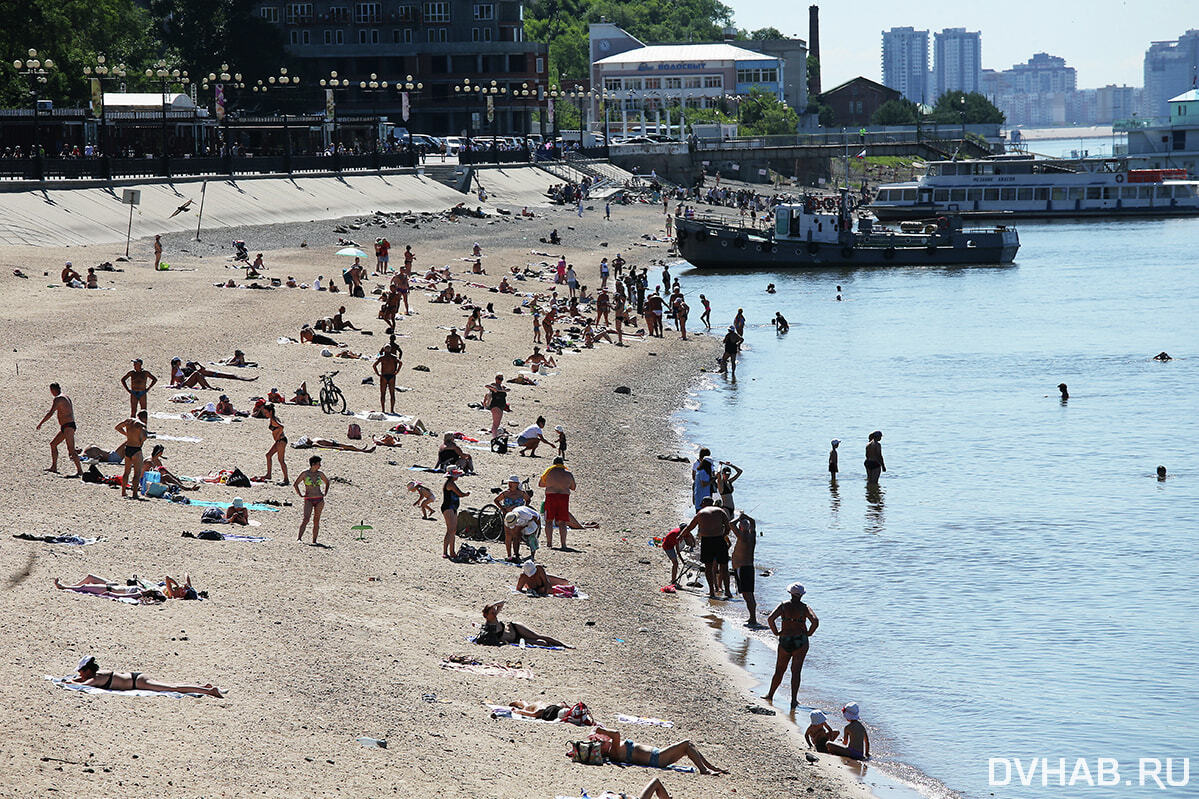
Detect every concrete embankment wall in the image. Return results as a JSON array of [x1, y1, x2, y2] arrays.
[[0, 165, 556, 247]]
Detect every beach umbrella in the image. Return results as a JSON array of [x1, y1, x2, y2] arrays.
[[351, 520, 373, 541], [336, 247, 369, 258]]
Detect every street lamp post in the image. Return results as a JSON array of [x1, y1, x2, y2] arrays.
[[399, 74, 424, 161], [253, 68, 303, 172], [83, 55, 127, 174], [319, 71, 351, 169], [355, 73, 391, 168], [454, 78, 485, 159], [548, 85, 561, 155], [203, 65, 243, 174], [13, 48, 55, 176], [146, 59, 189, 177]]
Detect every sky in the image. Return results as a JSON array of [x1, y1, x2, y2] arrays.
[[727, 0, 1192, 90]]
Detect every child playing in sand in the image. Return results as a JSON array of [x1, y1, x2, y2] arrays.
[[804, 710, 837, 753], [825, 702, 870, 760], [407, 480, 435, 519]]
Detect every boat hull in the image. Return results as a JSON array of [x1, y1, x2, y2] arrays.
[[675, 221, 1019, 268]]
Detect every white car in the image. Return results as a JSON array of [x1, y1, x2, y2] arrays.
[[443, 136, 465, 155]]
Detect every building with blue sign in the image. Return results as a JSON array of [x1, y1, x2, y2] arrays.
[[589, 22, 798, 137]]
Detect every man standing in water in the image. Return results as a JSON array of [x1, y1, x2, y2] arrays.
[[730, 510, 758, 626], [679, 496, 731, 600], [719, 326, 743, 377], [36, 383, 82, 476], [763, 583, 819, 708], [865, 430, 885, 484], [539, 456, 576, 549], [120, 359, 158, 419]]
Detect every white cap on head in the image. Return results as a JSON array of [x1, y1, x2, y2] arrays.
[[521, 560, 538, 577], [507, 475, 521, 484], [77, 655, 96, 671], [204, 402, 217, 413], [233, 497, 244, 508], [555, 425, 564, 433], [842, 702, 860, 721], [788, 582, 806, 598], [809, 710, 827, 725]]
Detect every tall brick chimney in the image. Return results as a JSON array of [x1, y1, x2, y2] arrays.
[[808, 4, 821, 97]]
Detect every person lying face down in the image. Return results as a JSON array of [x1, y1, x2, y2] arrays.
[[71, 655, 224, 697]]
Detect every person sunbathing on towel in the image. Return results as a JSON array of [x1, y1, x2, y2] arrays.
[[191, 362, 258, 382], [297, 437, 376, 453], [300, 324, 340, 347], [507, 700, 592, 724], [55, 574, 199, 600], [525, 346, 556, 371], [291, 383, 313, 405], [189, 402, 223, 421], [144, 445, 199, 490], [515, 560, 570, 596], [71, 655, 224, 697], [225, 497, 250, 525], [170, 358, 216, 390], [477, 601, 571, 648], [582, 726, 727, 775]]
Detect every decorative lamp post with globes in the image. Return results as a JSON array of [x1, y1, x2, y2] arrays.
[[202, 65, 243, 175], [83, 55, 127, 170], [453, 78, 483, 149], [253, 68, 303, 172], [356, 73, 391, 165], [319, 71, 350, 166], [13, 49, 55, 175], [145, 59, 189, 177], [398, 74, 423, 160]]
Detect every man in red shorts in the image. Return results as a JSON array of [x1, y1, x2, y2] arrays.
[[539, 456, 576, 550]]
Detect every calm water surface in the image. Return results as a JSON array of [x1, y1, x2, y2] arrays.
[[674, 217, 1199, 798]]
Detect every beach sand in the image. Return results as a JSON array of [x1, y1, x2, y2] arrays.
[[0, 188, 874, 798]]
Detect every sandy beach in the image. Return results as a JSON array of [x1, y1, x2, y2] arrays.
[[0, 179, 875, 799]]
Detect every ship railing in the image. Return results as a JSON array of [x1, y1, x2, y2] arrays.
[[688, 209, 773, 235]]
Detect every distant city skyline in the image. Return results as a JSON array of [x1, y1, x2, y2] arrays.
[[728, 0, 1189, 91]]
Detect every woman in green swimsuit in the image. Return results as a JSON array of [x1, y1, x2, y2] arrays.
[[293, 455, 329, 544]]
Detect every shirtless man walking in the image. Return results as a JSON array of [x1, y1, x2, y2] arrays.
[[763, 583, 820, 708], [373, 344, 402, 413], [120, 359, 158, 418], [539, 456, 576, 549], [730, 510, 758, 626], [36, 383, 82, 476], [679, 497, 731, 599], [115, 410, 150, 499]]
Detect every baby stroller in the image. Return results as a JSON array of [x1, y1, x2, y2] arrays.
[[232, 240, 249, 262]]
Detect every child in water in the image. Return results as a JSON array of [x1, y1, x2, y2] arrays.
[[825, 702, 870, 760], [804, 710, 837, 753], [828, 439, 840, 475]]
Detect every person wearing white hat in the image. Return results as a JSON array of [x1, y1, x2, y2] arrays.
[[825, 702, 870, 761], [804, 709, 837, 753], [503, 504, 540, 561], [762, 582, 820, 708], [554, 425, 567, 460], [226, 496, 249, 526], [515, 558, 570, 596], [71, 654, 224, 697]]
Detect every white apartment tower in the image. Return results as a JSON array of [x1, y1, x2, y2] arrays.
[[881, 27, 929, 104], [933, 27, 982, 100]]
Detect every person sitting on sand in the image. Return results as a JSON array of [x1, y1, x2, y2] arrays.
[[431, 284, 454, 304], [143, 444, 199, 491], [407, 480, 436, 519], [225, 497, 249, 525], [71, 655, 224, 697], [220, 350, 255, 367], [498, 277, 515, 294], [291, 383, 313, 406], [61, 262, 83, 285], [476, 601, 570, 648], [86, 268, 98, 289], [464, 308, 485, 341], [445, 328, 466, 353], [823, 703, 870, 760], [471, 259, 486, 275], [515, 560, 571, 595], [581, 726, 726, 775], [286, 276, 298, 288], [805, 710, 837, 754], [300, 324, 340, 347], [525, 346, 556, 372], [436, 432, 474, 473], [330, 306, 358, 332], [170, 358, 215, 390]]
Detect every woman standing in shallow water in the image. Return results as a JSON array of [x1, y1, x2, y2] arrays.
[[864, 430, 885, 484]]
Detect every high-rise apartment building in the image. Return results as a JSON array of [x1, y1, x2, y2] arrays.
[[1143, 30, 1199, 119], [881, 27, 929, 104], [932, 27, 981, 100]]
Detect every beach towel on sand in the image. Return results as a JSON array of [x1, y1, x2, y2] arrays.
[[185, 499, 280, 513], [12, 534, 103, 546], [467, 636, 563, 651], [508, 585, 589, 600], [615, 714, 674, 728], [46, 675, 211, 699], [440, 659, 533, 679], [151, 412, 237, 425]]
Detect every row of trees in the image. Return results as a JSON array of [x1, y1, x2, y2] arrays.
[[870, 91, 1005, 126]]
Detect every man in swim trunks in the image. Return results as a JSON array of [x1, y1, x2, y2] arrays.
[[763, 582, 820, 708], [730, 510, 758, 626], [679, 497, 730, 599], [36, 382, 83, 476], [719, 326, 743, 378], [445, 328, 466, 353], [115, 410, 149, 499], [373, 344, 402, 413], [644, 291, 664, 338], [293, 455, 330, 545], [390, 269, 411, 315], [120, 359, 158, 419], [539, 456, 576, 550]]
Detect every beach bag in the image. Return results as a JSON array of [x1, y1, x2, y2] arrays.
[[226, 468, 252, 488], [201, 507, 225, 524], [564, 701, 593, 725], [490, 432, 509, 454], [456, 507, 482, 540], [197, 529, 225, 541], [347, 422, 362, 440], [81, 464, 104, 484], [569, 740, 604, 765], [552, 584, 578, 598]]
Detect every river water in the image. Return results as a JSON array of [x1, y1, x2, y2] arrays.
[[673, 217, 1199, 798]]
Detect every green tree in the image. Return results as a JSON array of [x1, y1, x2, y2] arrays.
[[148, 0, 287, 92], [736, 26, 784, 40], [811, 100, 836, 127], [0, 0, 159, 106], [871, 98, 920, 125], [739, 86, 798, 135], [928, 90, 1005, 125]]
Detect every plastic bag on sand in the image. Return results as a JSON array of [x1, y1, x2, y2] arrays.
[[321, 348, 334, 357], [277, 336, 291, 345]]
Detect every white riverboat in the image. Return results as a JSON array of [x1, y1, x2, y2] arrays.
[[870, 155, 1199, 220]]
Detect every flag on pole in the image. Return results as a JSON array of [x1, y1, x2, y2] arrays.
[[401, 91, 410, 122], [325, 89, 336, 118], [90, 78, 102, 115], [855, 149, 866, 159], [215, 84, 226, 121], [547, 98, 555, 125], [486, 94, 494, 123]]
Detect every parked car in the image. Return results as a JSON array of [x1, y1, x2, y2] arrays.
[[442, 136, 465, 155]]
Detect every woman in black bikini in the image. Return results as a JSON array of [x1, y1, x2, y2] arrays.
[[257, 404, 289, 484], [476, 601, 570, 648], [441, 468, 469, 558], [484, 374, 509, 437], [72, 655, 224, 697]]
